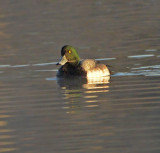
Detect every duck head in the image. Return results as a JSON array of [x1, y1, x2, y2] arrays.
[[57, 45, 80, 66]]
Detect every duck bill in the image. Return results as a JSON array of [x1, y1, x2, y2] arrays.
[[56, 55, 68, 65]]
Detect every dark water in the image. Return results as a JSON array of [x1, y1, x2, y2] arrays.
[[0, 0, 160, 153]]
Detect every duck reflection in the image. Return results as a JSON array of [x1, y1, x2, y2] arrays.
[[57, 76, 110, 114], [84, 76, 110, 90]]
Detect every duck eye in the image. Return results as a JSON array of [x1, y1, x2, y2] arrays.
[[68, 50, 72, 54]]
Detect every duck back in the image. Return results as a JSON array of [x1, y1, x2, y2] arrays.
[[81, 59, 110, 77]]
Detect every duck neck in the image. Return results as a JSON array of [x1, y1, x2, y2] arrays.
[[69, 60, 80, 66]]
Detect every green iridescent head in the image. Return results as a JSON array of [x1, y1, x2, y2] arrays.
[[57, 45, 80, 66]]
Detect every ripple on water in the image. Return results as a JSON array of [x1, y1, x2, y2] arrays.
[[95, 57, 116, 61], [11, 64, 30, 68], [32, 62, 57, 66], [0, 65, 11, 68], [145, 49, 158, 52], [0, 62, 57, 69], [128, 54, 155, 59], [131, 65, 160, 76], [131, 69, 160, 76], [112, 72, 141, 77], [132, 65, 160, 70], [35, 70, 58, 72]]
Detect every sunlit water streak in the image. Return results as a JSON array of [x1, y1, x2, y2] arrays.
[[128, 54, 155, 58], [132, 65, 160, 69], [145, 49, 158, 52]]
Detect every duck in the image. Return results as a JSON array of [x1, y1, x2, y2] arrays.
[[56, 45, 111, 77]]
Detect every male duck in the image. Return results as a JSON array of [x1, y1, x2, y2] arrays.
[[56, 45, 111, 77]]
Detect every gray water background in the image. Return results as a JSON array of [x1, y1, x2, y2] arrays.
[[0, 0, 160, 153]]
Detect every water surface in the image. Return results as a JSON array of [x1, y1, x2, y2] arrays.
[[0, 0, 160, 153]]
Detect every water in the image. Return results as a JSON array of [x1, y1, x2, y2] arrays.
[[0, 0, 160, 153]]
